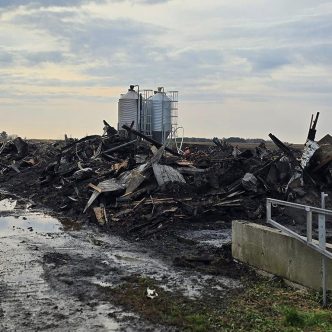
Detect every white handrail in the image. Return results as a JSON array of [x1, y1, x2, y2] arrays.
[[266, 194, 330, 306]]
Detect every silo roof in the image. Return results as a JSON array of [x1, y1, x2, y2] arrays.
[[150, 92, 171, 101], [119, 90, 138, 100]]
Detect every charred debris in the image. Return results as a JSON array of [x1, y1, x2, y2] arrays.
[[0, 114, 331, 239]]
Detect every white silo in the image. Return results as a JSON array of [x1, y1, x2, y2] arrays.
[[118, 85, 139, 132], [150, 87, 172, 143]]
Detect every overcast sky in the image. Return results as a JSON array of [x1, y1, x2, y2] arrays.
[[0, 0, 331, 142]]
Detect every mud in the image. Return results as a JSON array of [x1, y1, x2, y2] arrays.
[[0, 194, 247, 331]]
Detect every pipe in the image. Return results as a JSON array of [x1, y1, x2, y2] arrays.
[[122, 124, 180, 156], [101, 139, 137, 155]]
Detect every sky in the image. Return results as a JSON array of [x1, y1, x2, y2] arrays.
[[0, 0, 331, 142]]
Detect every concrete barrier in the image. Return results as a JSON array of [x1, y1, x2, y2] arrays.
[[232, 221, 332, 290]]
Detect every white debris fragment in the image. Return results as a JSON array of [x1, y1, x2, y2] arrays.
[[146, 287, 158, 299], [242, 173, 258, 192], [0, 198, 17, 211], [301, 140, 319, 168]]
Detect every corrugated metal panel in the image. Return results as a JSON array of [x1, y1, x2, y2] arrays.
[[152, 164, 186, 186], [150, 93, 172, 132], [118, 89, 139, 130]]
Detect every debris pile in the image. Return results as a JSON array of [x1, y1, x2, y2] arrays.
[[0, 113, 331, 238]]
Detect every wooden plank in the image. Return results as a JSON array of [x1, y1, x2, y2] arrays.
[[93, 206, 106, 225], [177, 167, 207, 174], [152, 164, 186, 186], [175, 160, 193, 167], [84, 179, 125, 213], [88, 183, 102, 193]]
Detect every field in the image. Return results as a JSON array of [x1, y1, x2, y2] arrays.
[[182, 140, 304, 151]]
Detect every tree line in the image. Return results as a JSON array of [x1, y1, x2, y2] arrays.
[[183, 137, 267, 143]]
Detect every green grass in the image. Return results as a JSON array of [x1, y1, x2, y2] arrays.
[[222, 279, 332, 332], [282, 306, 332, 329]]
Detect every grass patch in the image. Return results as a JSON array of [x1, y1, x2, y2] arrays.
[[282, 306, 332, 329], [102, 276, 332, 331], [221, 279, 332, 332]]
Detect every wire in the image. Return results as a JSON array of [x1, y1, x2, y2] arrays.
[[172, 127, 185, 154]]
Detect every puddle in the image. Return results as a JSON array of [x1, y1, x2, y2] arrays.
[[180, 229, 232, 248], [0, 212, 62, 236], [0, 198, 17, 211], [0, 208, 241, 330]]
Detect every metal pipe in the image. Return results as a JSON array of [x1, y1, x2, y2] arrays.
[[320, 192, 328, 307], [306, 207, 312, 243], [162, 90, 164, 143], [101, 139, 137, 155], [266, 201, 272, 223], [133, 84, 140, 132], [266, 198, 332, 216], [267, 218, 332, 260], [122, 124, 180, 156]]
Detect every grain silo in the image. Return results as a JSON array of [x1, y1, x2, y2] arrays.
[[117, 85, 178, 143], [150, 87, 172, 143], [118, 85, 139, 133]]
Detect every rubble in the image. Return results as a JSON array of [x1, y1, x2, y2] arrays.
[[241, 173, 258, 192], [0, 113, 331, 239]]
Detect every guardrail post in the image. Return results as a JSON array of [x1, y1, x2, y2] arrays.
[[320, 192, 328, 307], [306, 206, 312, 243], [266, 199, 272, 223]]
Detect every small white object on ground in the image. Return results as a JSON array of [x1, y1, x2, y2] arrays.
[[146, 287, 158, 299]]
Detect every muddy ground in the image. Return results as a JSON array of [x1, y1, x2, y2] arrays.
[[1, 139, 331, 330], [0, 192, 253, 331]]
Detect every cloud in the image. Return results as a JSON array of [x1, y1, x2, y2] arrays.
[[0, 0, 170, 8], [133, 0, 170, 3], [23, 51, 65, 65], [0, 0, 331, 140], [0, 48, 14, 64], [0, 0, 92, 7]]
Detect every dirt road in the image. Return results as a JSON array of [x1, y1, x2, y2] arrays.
[[0, 196, 242, 331]]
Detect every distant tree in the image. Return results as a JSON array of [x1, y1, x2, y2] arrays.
[[246, 138, 266, 144], [226, 137, 246, 143], [0, 131, 8, 141]]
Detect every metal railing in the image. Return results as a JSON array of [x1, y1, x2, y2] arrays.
[[266, 193, 331, 306]]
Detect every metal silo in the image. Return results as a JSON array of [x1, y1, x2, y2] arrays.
[[118, 85, 139, 132], [150, 87, 172, 143]]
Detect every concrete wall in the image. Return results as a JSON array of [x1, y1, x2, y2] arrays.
[[232, 221, 332, 290]]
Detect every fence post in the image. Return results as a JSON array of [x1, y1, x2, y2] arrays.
[[306, 206, 312, 243], [266, 199, 272, 223], [320, 192, 328, 307]]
